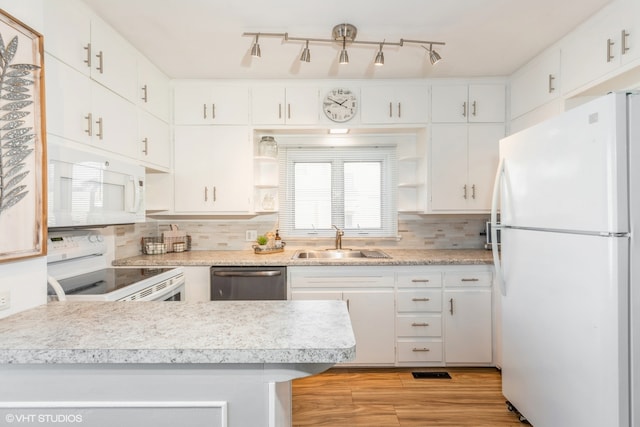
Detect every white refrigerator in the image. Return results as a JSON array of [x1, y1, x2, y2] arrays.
[[491, 92, 639, 427]]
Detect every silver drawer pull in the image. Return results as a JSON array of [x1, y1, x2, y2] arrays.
[[411, 322, 429, 327], [412, 348, 430, 352], [411, 279, 430, 283], [412, 297, 430, 302], [461, 278, 480, 282]]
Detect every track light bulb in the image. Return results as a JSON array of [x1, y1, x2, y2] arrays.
[[300, 40, 311, 62], [374, 44, 384, 66], [339, 38, 349, 64], [251, 35, 261, 58]]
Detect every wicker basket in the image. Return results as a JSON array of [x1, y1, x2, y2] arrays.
[[141, 235, 191, 254]]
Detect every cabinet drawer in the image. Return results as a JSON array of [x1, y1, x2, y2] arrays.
[[396, 315, 442, 337], [397, 341, 443, 362], [397, 290, 441, 312], [444, 271, 492, 287], [396, 272, 442, 287]]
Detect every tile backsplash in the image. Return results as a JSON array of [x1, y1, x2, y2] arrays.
[[113, 214, 488, 259]]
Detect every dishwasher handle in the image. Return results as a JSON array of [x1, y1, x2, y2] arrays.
[[213, 270, 282, 277]]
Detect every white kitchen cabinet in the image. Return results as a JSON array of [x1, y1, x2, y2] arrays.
[[360, 85, 428, 124], [429, 124, 503, 212], [173, 82, 249, 125], [251, 86, 319, 125], [431, 84, 505, 123], [46, 55, 137, 159], [443, 269, 493, 364], [173, 126, 252, 213], [137, 55, 171, 122], [395, 268, 444, 365], [561, 0, 639, 94], [510, 48, 561, 119], [289, 267, 396, 365], [138, 111, 170, 171], [44, 0, 138, 102]]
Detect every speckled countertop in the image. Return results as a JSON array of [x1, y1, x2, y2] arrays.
[[0, 300, 355, 364], [113, 248, 493, 267]]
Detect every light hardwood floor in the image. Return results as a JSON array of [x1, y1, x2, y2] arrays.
[[292, 367, 524, 427]]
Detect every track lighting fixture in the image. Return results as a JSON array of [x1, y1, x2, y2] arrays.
[[243, 23, 444, 67], [250, 34, 261, 58]]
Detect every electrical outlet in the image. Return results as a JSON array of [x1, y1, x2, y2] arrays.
[[0, 291, 10, 311], [246, 230, 258, 241]]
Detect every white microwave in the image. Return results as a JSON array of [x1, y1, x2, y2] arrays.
[[47, 141, 145, 228]]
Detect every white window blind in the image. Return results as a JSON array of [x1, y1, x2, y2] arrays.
[[279, 146, 397, 238]]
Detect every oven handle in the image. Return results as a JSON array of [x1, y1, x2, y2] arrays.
[[213, 270, 282, 277]]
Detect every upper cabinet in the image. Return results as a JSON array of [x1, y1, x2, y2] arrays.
[[137, 56, 170, 122], [431, 84, 505, 123], [251, 86, 319, 125], [44, 0, 137, 102], [174, 82, 250, 125], [561, 0, 639, 94], [510, 48, 561, 120], [360, 85, 428, 124]]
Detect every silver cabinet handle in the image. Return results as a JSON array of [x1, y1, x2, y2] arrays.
[[461, 278, 480, 282], [449, 298, 454, 315], [389, 101, 392, 118], [213, 186, 217, 202], [412, 297, 430, 302], [95, 117, 103, 140], [471, 184, 476, 199], [204, 186, 208, 202], [83, 43, 91, 67], [397, 102, 401, 118], [141, 84, 148, 103], [142, 137, 149, 155], [411, 322, 429, 327], [548, 74, 556, 93], [288, 103, 291, 120], [411, 279, 430, 283], [463, 184, 468, 199], [84, 113, 93, 136], [346, 299, 350, 311], [412, 348, 430, 352], [607, 38, 615, 62], [203, 104, 207, 119], [472, 100, 477, 116], [278, 103, 282, 119], [622, 30, 630, 55], [212, 104, 216, 119], [462, 101, 467, 117], [95, 50, 104, 74]]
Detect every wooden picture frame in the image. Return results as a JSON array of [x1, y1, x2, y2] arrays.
[[0, 9, 46, 263]]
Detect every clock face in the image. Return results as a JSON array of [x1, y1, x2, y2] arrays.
[[323, 88, 357, 123]]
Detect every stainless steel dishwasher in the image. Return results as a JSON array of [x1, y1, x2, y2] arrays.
[[210, 266, 287, 300]]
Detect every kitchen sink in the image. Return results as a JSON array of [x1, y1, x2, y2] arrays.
[[292, 249, 391, 259]]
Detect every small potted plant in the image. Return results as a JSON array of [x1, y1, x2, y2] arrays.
[[256, 235, 268, 251]]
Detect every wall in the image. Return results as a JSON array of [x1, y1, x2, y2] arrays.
[[113, 213, 488, 259]]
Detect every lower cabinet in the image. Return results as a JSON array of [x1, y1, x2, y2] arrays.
[[289, 265, 494, 367], [289, 267, 396, 365]]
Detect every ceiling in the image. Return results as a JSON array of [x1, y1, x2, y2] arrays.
[[82, 0, 614, 80]]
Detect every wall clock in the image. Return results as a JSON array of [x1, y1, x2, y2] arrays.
[[323, 88, 357, 122]]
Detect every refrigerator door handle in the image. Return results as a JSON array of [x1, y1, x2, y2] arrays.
[[491, 157, 506, 296]]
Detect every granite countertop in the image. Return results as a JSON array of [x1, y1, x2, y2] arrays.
[[113, 248, 493, 267], [0, 300, 356, 364]]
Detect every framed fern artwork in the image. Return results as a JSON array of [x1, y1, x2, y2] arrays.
[[0, 10, 46, 263]]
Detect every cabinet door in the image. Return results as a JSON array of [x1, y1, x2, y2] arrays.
[[91, 83, 137, 159], [43, 0, 91, 76], [443, 289, 492, 364], [467, 85, 505, 123], [360, 86, 395, 124], [361, 86, 427, 124], [90, 16, 138, 102], [285, 87, 319, 125], [138, 111, 170, 170], [467, 125, 503, 210], [251, 86, 285, 125], [45, 54, 92, 145], [431, 85, 468, 123], [343, 290, 395, 364], [510, 48, 561, 119], [174, 84, 249, 125], [174, 126, 252, 212], [430, 125, 468, 210], [137, 56, 170, 122]]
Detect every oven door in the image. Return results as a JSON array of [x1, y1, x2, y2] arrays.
[[118, 274, 186, 301]]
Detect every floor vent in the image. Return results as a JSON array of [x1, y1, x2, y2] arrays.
[[412, 371, 451, 379]]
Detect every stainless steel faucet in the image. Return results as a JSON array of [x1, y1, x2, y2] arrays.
[[332, 225, 344, 249]]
